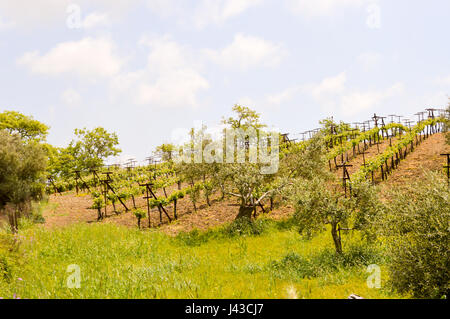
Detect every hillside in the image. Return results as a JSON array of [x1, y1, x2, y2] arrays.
[[36, 132, 449, 235]]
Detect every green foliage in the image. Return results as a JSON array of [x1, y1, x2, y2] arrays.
[[154, 144, 175, 162], [0, 111, 49, 142], [270, 244, 382, 280], [0, 131, 47, 208], [0, 221, 403, 299], [68, 127, 121, 170], [291, 174, 382, 254], [327, 123, 408, 161], [222, 104, 266, 129], [168, 190, 186, 202], [223, 217, 270, 237], [381, 171, 450, 299], [133, 209, 147, 219], [45, 145, 76, 179], [91, 197, 104, 210], [352, 118, 446, 183]]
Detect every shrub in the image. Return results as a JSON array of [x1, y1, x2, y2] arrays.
[[383, 171, 449, 298], [222, 217, 271, 237]]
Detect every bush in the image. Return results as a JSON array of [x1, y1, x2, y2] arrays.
[[222, 217, 271, 237], [383, 171, 449, 298], [270, 244, 382, 280]]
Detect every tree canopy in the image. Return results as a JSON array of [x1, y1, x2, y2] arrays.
[[68, 127, 121, 170], [0, 110, 49, 142], [0, 131, 47, 209]]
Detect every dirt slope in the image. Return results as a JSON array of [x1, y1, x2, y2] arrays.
[[39, 133, 449, 235]]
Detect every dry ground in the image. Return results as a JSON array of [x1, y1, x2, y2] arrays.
[[3, 133, 445, 235]]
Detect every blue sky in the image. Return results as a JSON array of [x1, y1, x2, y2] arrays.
[[1, 0, 449, 164]]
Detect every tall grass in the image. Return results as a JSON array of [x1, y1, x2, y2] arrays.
[[0, 218, 404, 299]]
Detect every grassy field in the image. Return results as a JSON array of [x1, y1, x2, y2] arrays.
[[0, 217, 406, 299]]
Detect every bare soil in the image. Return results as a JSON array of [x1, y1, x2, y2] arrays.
[[39, 133, 449, 235]]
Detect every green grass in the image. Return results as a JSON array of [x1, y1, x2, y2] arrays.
[[0, 218, 406, 299]]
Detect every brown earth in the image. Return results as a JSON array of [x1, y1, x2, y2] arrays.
[[41, 179, 293, 236], [380, 133, 450, 189], [34, 132, 450, 236]]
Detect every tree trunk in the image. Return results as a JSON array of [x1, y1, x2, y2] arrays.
[[173, 199, 177, 220], [132, 195, 136, 209], [236, 205, 255, 220], [331, 222, 343, 255]]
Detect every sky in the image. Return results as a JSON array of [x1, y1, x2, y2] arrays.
[[1, 0, 449, 164]]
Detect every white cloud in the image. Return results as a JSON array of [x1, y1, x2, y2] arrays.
[[266, 86, 302, 107], [61, 88, 82, 107], [146, 0, 262, 28], [310, 72, 347, 98], [262, 72, 404, 115], [0, 0, 138, 28], [111, 36, 209, 108], [194, 0, 262, 28], [17, 37, 123, 80], [82, 12, 110, 29], [340, 82, 405, 115], [235, 96, 256, 107], [288, 0, 371, 17], [136, 69, 209, 108], [357, 52, 382, 71], [260, 73, 347, 109], [205, 33, 287, 70]]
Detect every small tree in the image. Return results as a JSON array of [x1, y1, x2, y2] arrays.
[[292, 178, 381, 255], [69, 127, 121, 170], [155, 143, 175, 162], [0, 131, 47, 231]]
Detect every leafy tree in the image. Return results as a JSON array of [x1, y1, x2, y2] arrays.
[[287, 134, 382, 254], [69, 127, 121, 170], [381, 171, 449, 298], [0, 131, 47, 231], [45, 144, 76, 178], [0, 110, 49, 142], [155, 143, 176, 162], [292, 177, 382, 254], [222, 104, 266, 130]]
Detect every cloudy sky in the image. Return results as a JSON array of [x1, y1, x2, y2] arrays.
[[1, 0, 449, 164]]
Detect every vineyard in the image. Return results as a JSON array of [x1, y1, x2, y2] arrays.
[[40, 110, 449, 232], [0, 106, 449, 299]]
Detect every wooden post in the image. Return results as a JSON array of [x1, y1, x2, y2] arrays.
[[336, 162, 353, 197], [441, 154, 450, 186]]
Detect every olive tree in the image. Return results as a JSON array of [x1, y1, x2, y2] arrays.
[[382, 171, 449, 298], [288, 134, 382, 254], [0, 131, 47, 231]]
